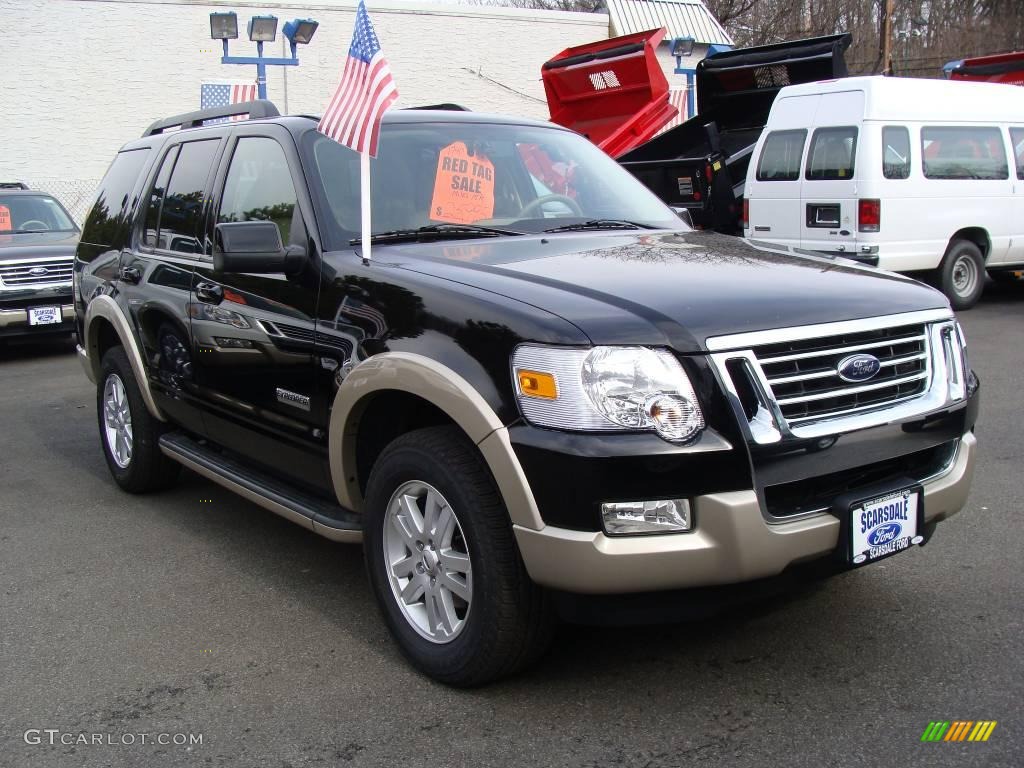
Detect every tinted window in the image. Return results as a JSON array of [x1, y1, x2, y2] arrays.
[[81, 148, 149, 245], [806, 127, 857, 180], [218, 137, 299, 244], [882, 126, 911, 180], [922, 126, 1008, 180], [756, 130, 806, 181], [143, 146, 178, 248], [144, 140, 219, 253], [0, 194, 76, 234], [1011, 128, 1024, 180]]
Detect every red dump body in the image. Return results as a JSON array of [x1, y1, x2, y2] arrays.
[[541, 29, 677, 159], [948, 51, 1024, 86]]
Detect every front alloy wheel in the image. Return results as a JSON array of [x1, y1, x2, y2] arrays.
[[102, 374, 133, 469], [383, 481, 472, 643]]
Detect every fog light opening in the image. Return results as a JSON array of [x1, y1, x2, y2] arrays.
[[601, 498, 692, 536]]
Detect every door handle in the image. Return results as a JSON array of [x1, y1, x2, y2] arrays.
[[118, 266, 142, 284], [195, 282, 224, 304]]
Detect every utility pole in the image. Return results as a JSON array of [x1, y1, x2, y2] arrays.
[[881, 0, 894, 75]]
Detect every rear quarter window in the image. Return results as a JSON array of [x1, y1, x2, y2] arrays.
[[81, 148, 150, 247], [756, 130, 806, 182], [806, 127, 857, 180], [882, 126, 911, 180], [922, 126, 1009, 180]]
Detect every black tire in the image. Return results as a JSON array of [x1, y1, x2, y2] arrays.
[[97, 346, 181, 493], [363, 425, 552, 686], [935, 240, 985, 310]]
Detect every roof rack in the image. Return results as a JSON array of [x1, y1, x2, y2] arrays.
[[0, 182, 29, 190], [142, 100, 281, 137], [404, 103, 470, 111]]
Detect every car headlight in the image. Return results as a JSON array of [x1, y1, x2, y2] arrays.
[[512, 344, 704, 442]]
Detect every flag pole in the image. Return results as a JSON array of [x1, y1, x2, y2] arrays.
[[360, 149, 371, 265]]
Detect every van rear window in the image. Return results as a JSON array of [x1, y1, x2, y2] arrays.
[[1010, 128, 1024, 180], [922, 127, 1008, 180], [756, 130, 806, 182], [806, 127, 857, 181]]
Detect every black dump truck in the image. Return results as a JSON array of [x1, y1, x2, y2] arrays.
[[619, 34, 852, 234]]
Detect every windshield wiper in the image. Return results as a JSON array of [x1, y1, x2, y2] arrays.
[[350, 223, 523, 245], [542, 219, 657, 233]]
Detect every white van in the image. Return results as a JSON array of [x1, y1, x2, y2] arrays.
[[743, 76, 1024, 308]]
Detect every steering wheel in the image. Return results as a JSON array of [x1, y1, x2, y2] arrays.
[[519, 194, 583, 218], [19, 219, 49, 231]]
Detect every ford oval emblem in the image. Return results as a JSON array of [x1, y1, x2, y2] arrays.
[[29, 267, 49, 277], [837, 353, 881, 382], [867, 522, 902, 547]]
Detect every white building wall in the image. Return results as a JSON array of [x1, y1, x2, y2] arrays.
[[0, 0, 608, 218]]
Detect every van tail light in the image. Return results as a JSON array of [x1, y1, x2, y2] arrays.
[[858, 199, 881, 232], [705, 163, 713, 182], [742, 199, 749, 230]]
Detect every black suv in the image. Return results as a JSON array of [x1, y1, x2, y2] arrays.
[[1, 189, 79, 339], [75, 101, 979, 686]]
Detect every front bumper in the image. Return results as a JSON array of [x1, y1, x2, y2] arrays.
[[514, 430, 976, 594], [0, 302, 75, 337]]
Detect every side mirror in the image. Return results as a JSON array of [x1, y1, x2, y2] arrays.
[[214, 221, 305, 274]]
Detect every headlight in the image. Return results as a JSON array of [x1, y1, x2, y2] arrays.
[[512, 345, 704, 442]]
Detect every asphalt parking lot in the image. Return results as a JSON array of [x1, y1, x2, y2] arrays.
[[1, 282, 1021, 768]]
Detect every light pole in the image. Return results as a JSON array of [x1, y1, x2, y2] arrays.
[[209, 11, 319, 101]]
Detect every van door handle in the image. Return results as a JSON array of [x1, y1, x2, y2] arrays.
[[195, 282, 224, 304], [118, 266, 141, 284]]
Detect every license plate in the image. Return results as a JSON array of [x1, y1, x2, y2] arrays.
[[28, 306, 62, 326], [850, 488, 922, 565]]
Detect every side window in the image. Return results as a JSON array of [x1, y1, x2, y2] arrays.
[[159, 140, 220, 253], [143, 146, 178, 248], [218, 137, 299, 244], [806, 127, 857, 180], [921, 126, 1009, 180], [756, 130, 806, 182], [82, 148, 150, 246], [1010, 128, 1024, 180], [882, 126, 911, 180]]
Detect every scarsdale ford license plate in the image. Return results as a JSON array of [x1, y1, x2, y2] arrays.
[[28, 306, 61, 326], [851, 488, 922, 565]]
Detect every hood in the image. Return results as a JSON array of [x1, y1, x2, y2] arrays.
[[0, 230, 79, 258], [384, 230, 949, 353]]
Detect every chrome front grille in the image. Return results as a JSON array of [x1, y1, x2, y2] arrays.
[[706, 309, 968, 444], [753, 324, 929, 424], [0, 258, 73, 287]]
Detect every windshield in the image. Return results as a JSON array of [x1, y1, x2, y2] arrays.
[[0, 194, 77, 234], [303, 120, 683, 250]]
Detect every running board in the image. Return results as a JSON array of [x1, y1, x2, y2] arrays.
[[158, 433, 362, 543]]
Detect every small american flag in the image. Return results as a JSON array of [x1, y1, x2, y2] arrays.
[[200, 82, 258, 122], [657, 88, 690, 135], [318, 0, 398, 156]]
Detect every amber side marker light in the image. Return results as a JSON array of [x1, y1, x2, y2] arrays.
[[517, 369, 558, 399]]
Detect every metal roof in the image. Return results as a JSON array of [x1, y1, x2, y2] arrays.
[[606, 0, 733, 47]]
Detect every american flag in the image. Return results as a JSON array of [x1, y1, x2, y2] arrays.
[[318, 0, 398, 157], [657, 88, 690, 136], [200, 82, 258, 122]]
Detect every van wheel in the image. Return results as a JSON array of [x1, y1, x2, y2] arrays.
[[937, 240, 984, 310], [97, 346, 180, 493], [363, 426, 552, 687]]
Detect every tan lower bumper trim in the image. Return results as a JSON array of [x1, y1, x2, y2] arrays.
[[514, 431, 976, 594]]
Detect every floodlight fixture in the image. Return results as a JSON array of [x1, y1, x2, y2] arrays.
[[209, 11, 238, 40], [284, 19, 319, 45], [247, 15, 278, 43], [671, 35, 695, 58]]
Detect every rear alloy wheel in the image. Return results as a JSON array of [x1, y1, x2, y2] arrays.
[[364, 426, 552, 686], [937, 240, 985, 310], [97, 346, 180, 493]]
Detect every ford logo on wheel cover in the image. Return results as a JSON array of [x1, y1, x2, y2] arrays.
[[837, 353, 881, 382]]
